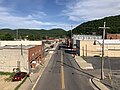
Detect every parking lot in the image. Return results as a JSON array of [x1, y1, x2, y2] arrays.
[[83, 56, 120, 70], [83, 56, 120, 90]]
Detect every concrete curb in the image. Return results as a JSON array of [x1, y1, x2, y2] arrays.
[[91, 78, 101, 90], [18, 53, 53, 90], [73, 56, 110, 90], [31, 43, 58, 90], [91, 78, 110, 90], [31, 53, 53, 90], [18, 43, 58, 90], [89, 78, 99, 90]]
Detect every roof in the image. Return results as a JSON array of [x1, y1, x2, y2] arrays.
[[2, 45, 35, 49], [96, 40, 120, 45], [73, 34, 102, 40]]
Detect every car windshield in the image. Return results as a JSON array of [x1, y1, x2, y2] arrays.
[[15, 73, 21, 76]]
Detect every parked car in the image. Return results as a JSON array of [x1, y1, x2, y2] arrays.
[[12, 72, 27, 81]]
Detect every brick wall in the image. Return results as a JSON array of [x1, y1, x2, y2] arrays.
[[28, 45, 42, 66], [106, 34, 120, 39]]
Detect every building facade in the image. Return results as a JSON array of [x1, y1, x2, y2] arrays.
[[0, 41, 44, 73], [106, 33, 120, 39], [72, 34, 102, 49], [0, 45, 43, 73], [76, 40, 120, 57]]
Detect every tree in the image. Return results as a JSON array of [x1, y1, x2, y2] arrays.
[[2, 33, 14, 40], [28, 34, 35, 40]]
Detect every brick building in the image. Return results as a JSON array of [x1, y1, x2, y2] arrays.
[[0, 45, 43, 73], [106, 33, 120, 39], [29, 45, 43, 68], [0, 41, 44, 73]]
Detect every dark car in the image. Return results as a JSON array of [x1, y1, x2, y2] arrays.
[[12, 72, 27, 81]]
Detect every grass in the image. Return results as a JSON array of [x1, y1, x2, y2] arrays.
[[2, 72, 16, 82], [4, 72, 15, 82], [0, 71, 15, 81], [0, 71, 28, 90], [0, 72, 13, 75]]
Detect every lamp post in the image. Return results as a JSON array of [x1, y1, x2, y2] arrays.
[[71, 25, 73, 39], [70, 25, 73, 49], [99, 22, 110, 80], [16, 29, 18, 40]]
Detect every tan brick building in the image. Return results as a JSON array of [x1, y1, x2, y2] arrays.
[[76, 40, 120, 57]]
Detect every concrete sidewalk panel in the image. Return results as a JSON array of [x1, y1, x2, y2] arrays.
[[75, 56, 93, 70]]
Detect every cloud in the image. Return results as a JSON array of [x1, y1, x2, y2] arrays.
[[30, 11, 47, 19], [63, 0, 120, 22], [0, 6, 56, 29], [0, 6, 74, 30], [0, 1, 78, 30]]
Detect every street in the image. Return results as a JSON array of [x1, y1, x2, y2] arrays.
[[34, 46, 94, 90]]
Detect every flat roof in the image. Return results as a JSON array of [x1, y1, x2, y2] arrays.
[[2, 45, 35, 49], [96, 40, 120, 45]]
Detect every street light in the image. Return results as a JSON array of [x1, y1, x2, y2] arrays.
[[70, 25, 73, 49], [71, 25, 73, 39], [99, 22, 110, 80]]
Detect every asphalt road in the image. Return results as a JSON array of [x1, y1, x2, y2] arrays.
[[34, 48, 94, 90]]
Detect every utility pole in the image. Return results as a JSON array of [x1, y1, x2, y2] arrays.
[[71, 25, 73, 39], [99, 22, 110, 80], [70, 25, 73, 50], [16, 29, 18, 40]]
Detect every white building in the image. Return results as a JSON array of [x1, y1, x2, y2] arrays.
[[0, 41, 42, 46], [72, 34, 102, 48]]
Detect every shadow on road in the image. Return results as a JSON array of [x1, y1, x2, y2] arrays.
[[57, 60, 99, 79], [57, 60, 113, 89]]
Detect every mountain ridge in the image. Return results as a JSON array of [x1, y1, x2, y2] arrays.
[[73, 15, 120, 35]]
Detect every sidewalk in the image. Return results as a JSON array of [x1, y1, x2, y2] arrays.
[[18, 52, 53, 90], [18, 42, 58, 90], [74, 56, 93, 70], [74, 56, 110, 90]]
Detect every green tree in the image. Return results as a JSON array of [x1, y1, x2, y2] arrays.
[[28, 34, 35, 40], [2, 33, 14, 40]]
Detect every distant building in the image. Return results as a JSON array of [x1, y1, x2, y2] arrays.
[[0, 41, 43, 73], [72, 34, 102, 49], [76, 39, 120, 57], [106, 33, 120, 39], [0, 41, 42, 46]]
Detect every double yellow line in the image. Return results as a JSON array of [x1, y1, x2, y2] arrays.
[[61, 50, 65, 90]]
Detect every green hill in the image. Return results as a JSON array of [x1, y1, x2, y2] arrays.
[[73, 15, 120, 35], [0, 28, 67, 40]]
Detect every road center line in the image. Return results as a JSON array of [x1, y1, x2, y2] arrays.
[[61, 50, 65, 90]]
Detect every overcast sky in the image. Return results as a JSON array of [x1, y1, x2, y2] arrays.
[[0, 0, 120, 30]]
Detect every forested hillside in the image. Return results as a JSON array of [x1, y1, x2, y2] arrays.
[[72, 15, 120, 35], [0, 28, 67, 40]]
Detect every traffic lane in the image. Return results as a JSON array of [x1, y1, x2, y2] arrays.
[[34, 50, 61, 90], [63, 53, 94, 90]]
